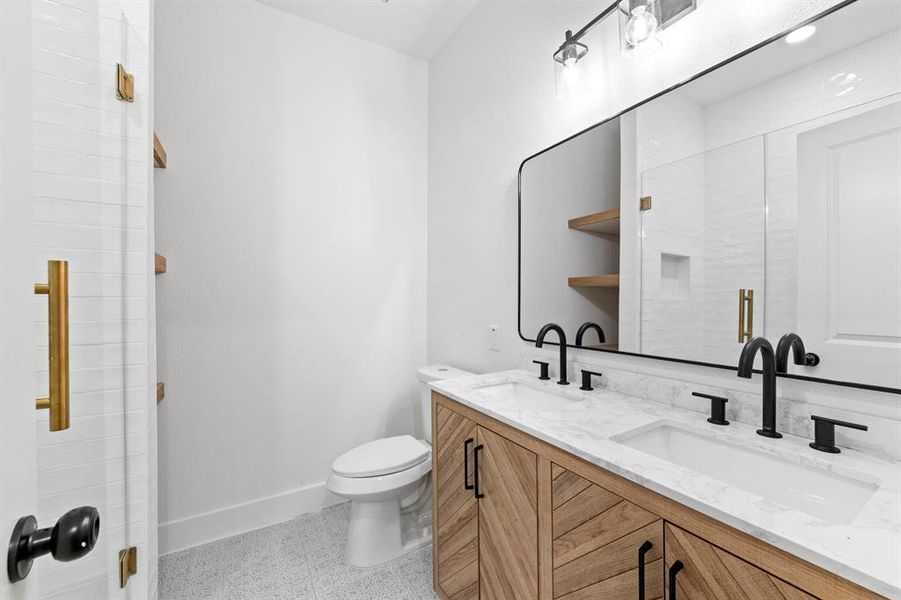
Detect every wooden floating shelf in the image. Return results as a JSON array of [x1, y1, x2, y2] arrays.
[[587, 343, 619, 351], [568, 274, 620, 288], [153, 131, 167, 169], [156, 382, 165, 405], [568, 208, 620, 235], [155, 253, 167, 275]]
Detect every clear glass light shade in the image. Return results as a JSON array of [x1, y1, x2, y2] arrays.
[[619, 0, 663, 59], [555, 60, 589, 100], [553, 33, 589, 100]]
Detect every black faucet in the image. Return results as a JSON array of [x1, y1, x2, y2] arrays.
[[737, 337, 782, 439], [775, 333, 820, 373], [575, 321, 606, 346], [536, 323, 569, 385]]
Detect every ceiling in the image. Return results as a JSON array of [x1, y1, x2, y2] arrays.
[[256, 0, 479, 60], [679, 1, 901, 106]]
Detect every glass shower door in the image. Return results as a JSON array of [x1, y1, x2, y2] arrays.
[[639, 137, 766, 366], [28, 2, 148, 597]]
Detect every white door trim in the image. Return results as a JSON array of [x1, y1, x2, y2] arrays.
[[0, 0, 37, 598]]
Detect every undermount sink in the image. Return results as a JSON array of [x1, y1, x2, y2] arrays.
[[475, 382, 573, 411], [615, 422, 879, 524]]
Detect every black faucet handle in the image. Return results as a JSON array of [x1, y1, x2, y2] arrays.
[[809, 415, 868, 454], [579, 369, 603, 391], [692, 392, 729, 426], [802, 353, 820, 366], [532, 360, 550, 381]]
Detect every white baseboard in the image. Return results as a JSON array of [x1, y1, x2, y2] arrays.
[[159, 481, 343, 555]]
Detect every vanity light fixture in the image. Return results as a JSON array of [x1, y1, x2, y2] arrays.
[[554, 30, 590, 99], [552, 2, 619, 100], [620, 0, 662, 58], [785, 24, 816, 44], [553, 0, 695, 98]]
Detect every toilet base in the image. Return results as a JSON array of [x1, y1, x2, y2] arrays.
[[344, 499, 431, 568]]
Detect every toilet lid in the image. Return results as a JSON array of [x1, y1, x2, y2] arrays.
[[333, 435, 430, 478]]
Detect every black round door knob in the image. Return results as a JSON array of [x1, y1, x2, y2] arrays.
[[7, 506, 100, 583]]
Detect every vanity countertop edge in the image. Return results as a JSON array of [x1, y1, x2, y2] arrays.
[[430, 369, 901, 599]]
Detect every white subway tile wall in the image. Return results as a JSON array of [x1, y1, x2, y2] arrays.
[[31, 0, 155, 598]]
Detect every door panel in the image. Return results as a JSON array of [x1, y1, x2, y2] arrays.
[[552, 467, 663, 600], [478, 425, 538, 600], [434, 403, 479, 600], [797, 100, 901, 389], [21, 1, 146, 597], [664, 524, 815, 600], [1, 1, 39, 598]]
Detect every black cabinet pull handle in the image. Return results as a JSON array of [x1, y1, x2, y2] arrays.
[[637, 541, 653, 600], [668, 560, 684, 600], [473, 444, 485, 499], [463, 438, 474, 490]]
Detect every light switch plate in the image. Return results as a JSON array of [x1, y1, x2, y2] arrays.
[[488, 325, 500, 352]]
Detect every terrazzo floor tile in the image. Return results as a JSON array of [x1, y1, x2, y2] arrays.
[[159, 503, 438, 599]]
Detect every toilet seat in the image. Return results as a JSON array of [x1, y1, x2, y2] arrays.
[[328, 455, 431, 498], [332, 435, 430, 478]]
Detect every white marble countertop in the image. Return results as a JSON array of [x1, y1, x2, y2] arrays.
[[431, 370, 901, 599]]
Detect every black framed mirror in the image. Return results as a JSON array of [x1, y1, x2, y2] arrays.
[[519, 0, 901, 394]]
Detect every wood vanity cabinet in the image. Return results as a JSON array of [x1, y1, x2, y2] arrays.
[[433, 403, 539, 599], [432, 393, 884, 600], [664, 524, 816, 600], [551, 466, 663, 600]]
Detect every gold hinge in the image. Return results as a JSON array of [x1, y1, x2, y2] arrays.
[[119, 546, 137, 588], [116, 63, 134, 102], [640, 196, 652, 211]]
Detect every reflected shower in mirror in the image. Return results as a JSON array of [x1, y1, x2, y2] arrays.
[[519, 0, 901, 391]]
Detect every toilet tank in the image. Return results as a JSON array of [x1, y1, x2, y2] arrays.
[[417, 365, 474, 442]]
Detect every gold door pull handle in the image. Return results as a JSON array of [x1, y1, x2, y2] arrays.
[[738, 288, 754, 343], [35, 260, 70, 431]]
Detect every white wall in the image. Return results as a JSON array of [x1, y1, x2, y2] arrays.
[[428, 0, 844, 371], [154, 0, 428, 554]]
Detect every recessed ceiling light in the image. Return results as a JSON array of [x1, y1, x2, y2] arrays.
[[785, 25, 816, 44]]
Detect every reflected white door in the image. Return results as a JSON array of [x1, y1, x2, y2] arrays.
[[797, 101, 901, 389]]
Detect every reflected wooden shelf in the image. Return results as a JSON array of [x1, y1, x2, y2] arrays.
[[156, 382, 165, 405], [568, 208, 620, 235], [153, 131, 167, 168], [587, 343, 619, 351], [568, 275, 620, 288], [155, 253, 167, 275]]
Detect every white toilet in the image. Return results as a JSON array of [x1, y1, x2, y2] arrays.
[[326, 365, 473, 568]]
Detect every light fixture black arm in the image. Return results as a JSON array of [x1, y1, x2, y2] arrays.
[[557, 0, 620, 50]]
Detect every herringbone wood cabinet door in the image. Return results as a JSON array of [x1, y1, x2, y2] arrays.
[[435, 404, 479, 599], [664, 524, 818, 600], [551, 465, 664, 600], [478, 425, 539, 600]]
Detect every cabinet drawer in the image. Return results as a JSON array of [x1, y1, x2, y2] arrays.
[[552, 465, 664, 600], [664, 524, 817, 600]]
